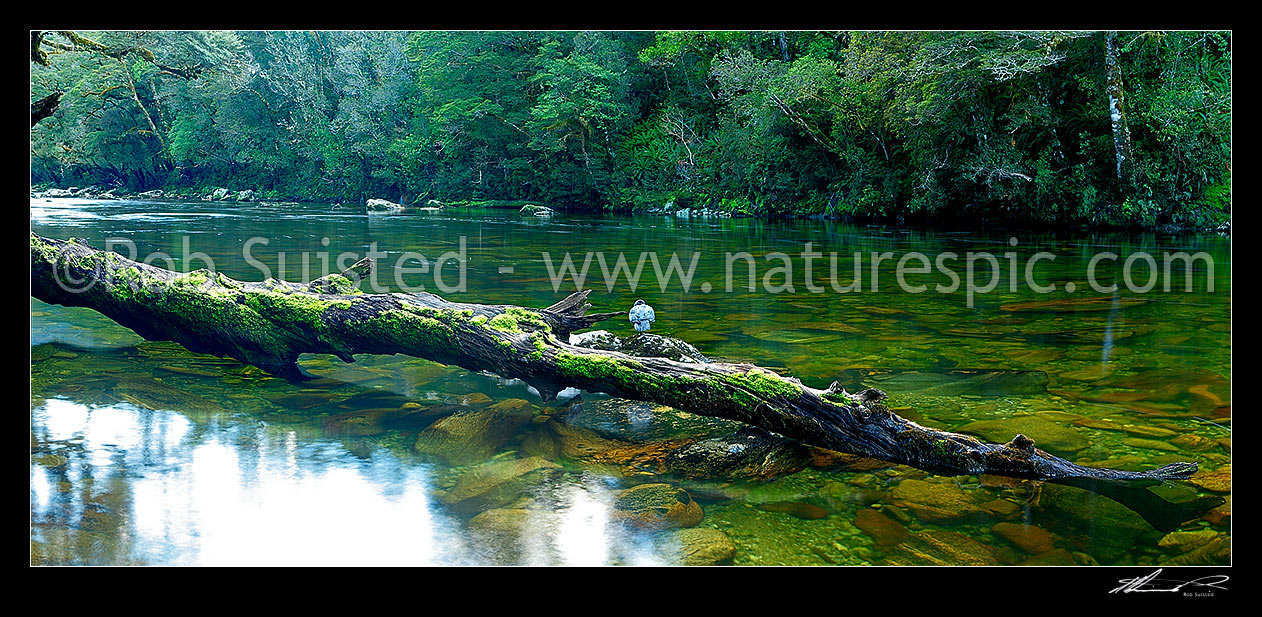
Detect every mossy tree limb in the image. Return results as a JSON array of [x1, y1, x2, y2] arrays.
[[31, 233, 1203, 494]]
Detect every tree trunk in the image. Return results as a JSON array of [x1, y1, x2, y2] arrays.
[[1105, 31, 1136, 191], [31, 232, 1210, 528], [31, 92, 62, 127]]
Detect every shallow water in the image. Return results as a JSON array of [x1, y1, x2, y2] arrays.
[[30, 198, 1231, 566]]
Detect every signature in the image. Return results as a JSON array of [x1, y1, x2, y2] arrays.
[[1110, 569, 1230, 594]]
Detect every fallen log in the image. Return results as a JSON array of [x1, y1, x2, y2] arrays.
[[30, 233, 1206, 505]]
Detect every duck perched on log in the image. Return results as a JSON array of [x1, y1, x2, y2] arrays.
[[629, 299, 655, 333]]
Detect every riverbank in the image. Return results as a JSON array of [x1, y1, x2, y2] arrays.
[[29, 183, 1231, 236]]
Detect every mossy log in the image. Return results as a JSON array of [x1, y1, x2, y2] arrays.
[[31, 233, 1204, 495]]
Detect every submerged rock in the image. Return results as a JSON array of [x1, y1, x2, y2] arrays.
[[1158, 529, 1220, 552], [1162, 536, 1231, 566], [555, 397, 741, 443], [440, 457, 562, 515], [754, 501, 829, 520], [661, 527, 736, 565], [854, 508, 909, 547], [322, 407, 401, 437], [862, 369, 1050, 397], [1033, 482, 1159, 562], [1019, 548, 1078, 566], [612, 483, 703, 530], [466, 508, 543, 563], [999, 296, 1148, 313], [663, 426, 811, 480], [991, 521, 1055, 554], [889, 478, 990, 524], [884, 529, 998, 566], [1189, 463, 1231, 493], [413, 402, 534, 464], [957, 416, 1089, 455]]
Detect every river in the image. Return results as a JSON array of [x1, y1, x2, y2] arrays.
[[30, 198, 1231, 565]]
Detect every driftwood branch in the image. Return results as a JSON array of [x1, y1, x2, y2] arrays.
[[30, 233, 1205, 499]]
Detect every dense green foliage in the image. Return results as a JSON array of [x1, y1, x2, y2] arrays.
[[31, 30, 1230, 227]]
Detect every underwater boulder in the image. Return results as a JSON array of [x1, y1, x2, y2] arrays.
[[664, 426, 811, 480], [611, 483, 703, 530]]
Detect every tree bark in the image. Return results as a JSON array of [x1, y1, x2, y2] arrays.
[[1105, 31, 1136, 190], [31, 233, 1202, 491], [31, 92, 62, 127]]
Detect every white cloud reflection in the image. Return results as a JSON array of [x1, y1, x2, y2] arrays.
[[32, 398, 674, 566]]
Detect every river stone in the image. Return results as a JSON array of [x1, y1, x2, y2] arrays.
[[1189, 464, 1230, 493], [1158, 529, 1219, 552], [468, 508, 532, 538], [884, 530, 998, 566], [1120, 437, 1179, 452], [754, 501, 829, 520], [662, 528, 736, 565], [889, 478, 988, 524], [523, 420, 615, 460], [519, 204, 555, 216], [366, 198, 404, 211], [612, 483, 703, 530], [854, 508, 909, 547], [322, 408, 401, 436], [991, 522, 1055, 554], [1162, 537, 1231, 566], [556, 397, 742, 443], [413, 404, 533, 464], [440, 457, 562, 515], [33, 454, 69, 468], [817, 481, 885, 510], [461, 392, 493, 406], [863, 369, 1050, 396], [1170, 433, 1218, 451], [466, 508, 538, 563], [999, 296, 1148, 313], [663, 426, 811, 480], [1033, 482, 1158, 562], [1019, 548, 1077, 566], [957, 416, 1089, 455]]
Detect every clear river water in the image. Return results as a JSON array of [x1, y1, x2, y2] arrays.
[[30, 198, 1231, 566]]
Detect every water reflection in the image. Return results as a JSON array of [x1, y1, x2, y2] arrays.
[[30, 398, 662, 566]]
